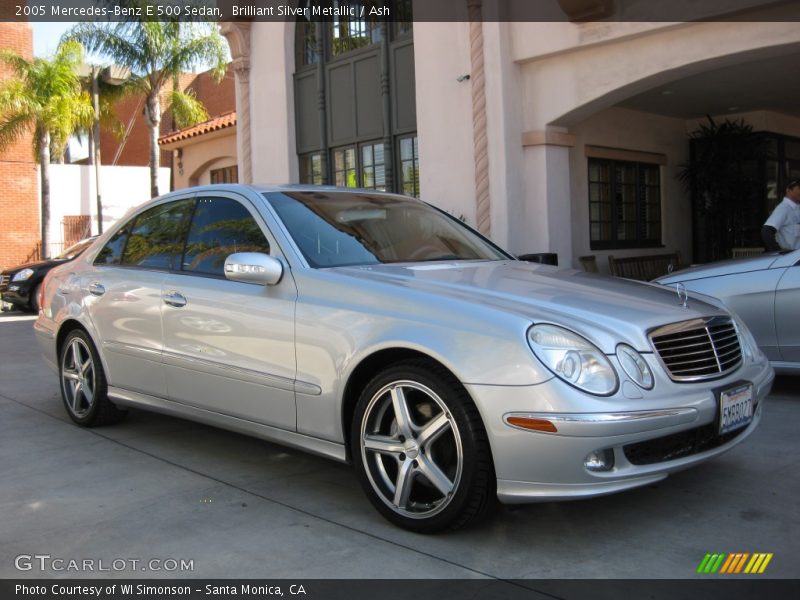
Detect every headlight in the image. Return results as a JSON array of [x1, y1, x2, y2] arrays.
[[527, 324, 618, 395], [732, 315, 760, 362], [616, 344, 654, 390], [11, 268, 34, 282]]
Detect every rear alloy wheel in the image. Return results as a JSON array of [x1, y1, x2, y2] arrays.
[[60, 329, 126, 426], [352, 360, 494, 532]]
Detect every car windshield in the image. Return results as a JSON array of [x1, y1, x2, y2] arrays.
[[55, 238, 95, 260], [265, 191, 510, 268]]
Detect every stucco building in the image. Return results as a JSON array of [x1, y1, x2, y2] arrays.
[[156, 65, 238, 189], [222, 0, 800, 270], [159, 111, 238, 189]]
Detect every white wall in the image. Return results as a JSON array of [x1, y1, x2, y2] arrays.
[[249, 21, 297, 184], [482, 21, 524, 251], [414, 22, 476, 223], [515, 20, 800, 130], [47, 164, 170, 256]]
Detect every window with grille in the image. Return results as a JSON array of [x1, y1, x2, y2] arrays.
[[333, 147, 358, 188], [399, 136, 419, 197], [329, 1, 382, 57], [361, 143, 386, 190], [588, 158, 661, 249], [300, 153, 324, 185], [210, 166, 238, 184]]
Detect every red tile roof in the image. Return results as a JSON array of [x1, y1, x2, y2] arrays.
[[158, 111, 237, 145]]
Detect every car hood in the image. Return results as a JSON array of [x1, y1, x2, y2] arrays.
[[655, 253, 780, 284], [334, 260, 728, 352], [1, 258, 68, 275]]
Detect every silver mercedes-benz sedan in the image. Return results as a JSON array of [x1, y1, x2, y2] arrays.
[[657, 250, 800, 374], [35, 185, 773, 532]]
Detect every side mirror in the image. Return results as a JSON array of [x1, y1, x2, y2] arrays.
[[224, 252, 284, 286]]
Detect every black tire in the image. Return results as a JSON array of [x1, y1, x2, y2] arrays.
[[59, 329, 127, 427], [29, 283, 42, 313], [350, 359, 495, 533]]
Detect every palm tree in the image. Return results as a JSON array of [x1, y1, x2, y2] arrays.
[[0, 40, 94, 257], [65, 19, 228, 198], [679, 117, 769, 262]]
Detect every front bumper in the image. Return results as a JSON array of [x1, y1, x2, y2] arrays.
[[466, 358, 774, 503], [0, 281, 34, 309]]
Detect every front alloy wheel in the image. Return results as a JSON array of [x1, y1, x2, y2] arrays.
[[352, 360, 494, 532]]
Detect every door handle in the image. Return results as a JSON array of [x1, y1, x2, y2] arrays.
[[88, 282, 105, 296], [162, 290, 187, 308]]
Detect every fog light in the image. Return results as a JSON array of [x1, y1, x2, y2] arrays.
[[584, 448, 615, 472]]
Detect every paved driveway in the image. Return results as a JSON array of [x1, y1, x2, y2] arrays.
[[0, 311, 797, 579]]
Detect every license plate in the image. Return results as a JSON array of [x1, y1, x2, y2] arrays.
[[719, 383, 754, 435]]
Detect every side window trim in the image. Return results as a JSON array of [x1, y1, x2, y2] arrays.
[[93, 192, 198, 269], [116, 213, 138, 268], [92, 191, 288, 275], [177, 198, 200, 274]]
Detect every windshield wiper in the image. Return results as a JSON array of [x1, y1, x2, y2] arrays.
[[416, 255, 473, 262]]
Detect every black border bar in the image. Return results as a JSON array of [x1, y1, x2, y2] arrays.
[[2, 579, 800, 600], [3, 0, 800, 23]]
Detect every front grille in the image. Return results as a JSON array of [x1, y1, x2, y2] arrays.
[[0, 274, 9, 290], [650, 317, 742, 382], [624, 422, 748, 466]]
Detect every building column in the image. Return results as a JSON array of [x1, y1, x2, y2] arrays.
[[220, 22, 253, 184], [379, 21, 394, 191], [517, 129, 576, 266], [467, 0, 491, 237]]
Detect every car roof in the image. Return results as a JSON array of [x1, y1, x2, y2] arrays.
[[166, 183, 419, 199]]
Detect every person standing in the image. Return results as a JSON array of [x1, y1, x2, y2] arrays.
[[762, 178, 800, 251]]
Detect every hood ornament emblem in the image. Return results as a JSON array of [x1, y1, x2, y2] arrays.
[[675, 283, 689, 309]]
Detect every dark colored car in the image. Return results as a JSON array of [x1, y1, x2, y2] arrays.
[[0, 237, 96, 313]]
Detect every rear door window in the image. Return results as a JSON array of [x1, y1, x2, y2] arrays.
[[94, 223, 131, 266], [120, 200, 194, 270]]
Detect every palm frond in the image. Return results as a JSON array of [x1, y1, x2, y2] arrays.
[[0, 79, 36, 114], [0, 50, 32, 78], [0, 42, 95, 158], [56, 16, 231, 199], [0, 112, 34, 152], [63, 23, 149, 80], [94, 78, 136, 138], [166, 88, 208, 129], [161, 23, 228, 80]]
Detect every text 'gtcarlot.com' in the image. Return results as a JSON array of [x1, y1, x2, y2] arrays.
[[14, 554, 194, 572]]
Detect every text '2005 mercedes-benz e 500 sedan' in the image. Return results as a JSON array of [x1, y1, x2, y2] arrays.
[[35, 185, 774, 532]]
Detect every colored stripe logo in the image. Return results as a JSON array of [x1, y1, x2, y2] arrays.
[[697, 553, 773, 574]]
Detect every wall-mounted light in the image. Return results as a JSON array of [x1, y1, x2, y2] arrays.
[[456, 74, 471, 82], [174, 148, 184, 175]]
